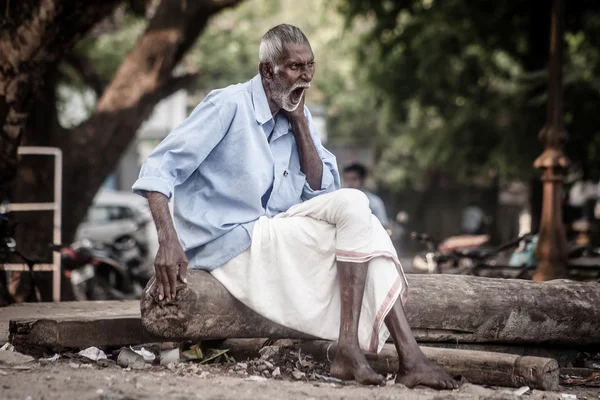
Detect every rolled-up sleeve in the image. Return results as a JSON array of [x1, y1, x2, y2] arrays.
[[301, 109, 341, 200], [132, 100, 225, 199]]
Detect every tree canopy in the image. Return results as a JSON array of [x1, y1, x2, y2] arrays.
[[338, 0, 600, 188]]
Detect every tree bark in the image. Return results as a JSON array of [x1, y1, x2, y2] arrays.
[[141, 271, 600, 346], [60, 0, 243, 242], [0, 0, 122, 186]]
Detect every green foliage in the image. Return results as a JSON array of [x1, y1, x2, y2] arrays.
[[339, 0, 600, 187]]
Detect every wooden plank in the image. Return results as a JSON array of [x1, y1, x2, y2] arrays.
[[2, 301, 158, 350], [141, 271, 600, 346]]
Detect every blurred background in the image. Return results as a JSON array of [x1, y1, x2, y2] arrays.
[[2, 0, 600, 301]]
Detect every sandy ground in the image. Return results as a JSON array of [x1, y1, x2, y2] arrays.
[[1, 360, 599, 400]]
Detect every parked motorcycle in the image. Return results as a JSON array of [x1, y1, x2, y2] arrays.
[[54, 235, 153, 301]]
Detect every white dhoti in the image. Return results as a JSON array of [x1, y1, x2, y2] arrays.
[[211, 189, 408, 354]]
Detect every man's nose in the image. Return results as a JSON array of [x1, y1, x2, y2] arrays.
[[301, 66, 313, 82]]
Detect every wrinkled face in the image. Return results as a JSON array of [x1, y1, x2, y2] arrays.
[[268, 42, 315, 112], [343, 171, 364, 189]]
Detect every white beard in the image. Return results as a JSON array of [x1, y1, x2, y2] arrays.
[[270, 74, 309, 112]]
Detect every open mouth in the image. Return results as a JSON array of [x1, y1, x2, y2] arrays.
[[290, 87, 306, 104]]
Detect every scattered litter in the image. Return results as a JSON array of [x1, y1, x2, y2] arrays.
[[130, 347, 155, 362], [259, 346, 280, 360], [78, 347, 107, 361], [272, 367, 281, 378], [292, 369, 306, 380], [514, 386, 530, 396], [0, 343, 14, 352], [0, 350, 34, 366], [245, 375, 267, 382], [39, 354, 60, 362], [159, 348, 180, 366], [181, 344, 203, 361], [314, 373, 342, 384], [561, 394, 577, 400], [117, 348, 145, 369], [199, 349, 230, 365]]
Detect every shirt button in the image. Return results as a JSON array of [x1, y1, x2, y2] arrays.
[[283, 171, 289, 177]]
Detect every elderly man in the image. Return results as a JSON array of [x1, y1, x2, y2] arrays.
[[133, 24, 457, 390]]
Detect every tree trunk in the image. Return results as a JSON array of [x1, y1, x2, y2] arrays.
[[0, 0, 122, 187], [141, 271, 600, 346], [60, 0, 243, 242]]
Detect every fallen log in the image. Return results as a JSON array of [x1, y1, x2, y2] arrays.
[[141, 271, 600, 346], [299, 340, 560, 391], [214, 338, 559, 390]]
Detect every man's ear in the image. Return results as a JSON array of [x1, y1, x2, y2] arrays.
[[259, 62, 274, 81]]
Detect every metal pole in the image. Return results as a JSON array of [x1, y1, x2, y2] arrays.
[[532, 0, 570, 281]]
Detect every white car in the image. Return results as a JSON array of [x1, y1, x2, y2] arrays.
[[75, 190, 158, 259]]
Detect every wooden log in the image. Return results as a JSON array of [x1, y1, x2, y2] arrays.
[[141, 271, 600, 346], [297, 340, 559, 390], [215, 338, 559, 390]]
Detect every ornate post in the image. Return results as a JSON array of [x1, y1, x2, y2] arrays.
[[533, 0, 570, 281]]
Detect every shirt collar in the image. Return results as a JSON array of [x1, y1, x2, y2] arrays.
[[251, 74, 273, 125]]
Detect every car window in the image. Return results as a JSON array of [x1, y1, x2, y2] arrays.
[[84, 206, 134, 223]]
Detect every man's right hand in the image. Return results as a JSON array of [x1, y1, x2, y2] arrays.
[[154, 238, 188, 301]]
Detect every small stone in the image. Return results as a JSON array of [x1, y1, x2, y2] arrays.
[[292, 369, 306, 380], [236, 370, 245, 375], [166, 362, 176, 371], [272, 367, 281, 378], [228, 369, 234, 374], [262, 370, 271, 378], [199, 371, 210, 379], [68, 362, 80, 369], [96, 389, 104, 395], [235, 362, 248, 370], [256, 365, 268, 372], [264, 361, 274, 369]]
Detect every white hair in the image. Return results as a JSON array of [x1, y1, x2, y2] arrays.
[[259, 24, 310, 71]]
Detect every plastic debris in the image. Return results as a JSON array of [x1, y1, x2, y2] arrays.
[[117, 348, 145, 369], [181, 344, 203, 361], [40, 354, 60, 362], [514, 386, 530, 396], [130, 346, 155, 362], [78, 347, 107, 361], [159, 348, 180, 366], [0, 343, 14, 352], [0, 350, 34, 366]]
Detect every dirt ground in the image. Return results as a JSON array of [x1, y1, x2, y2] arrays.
[[1, 359, 599, 400]]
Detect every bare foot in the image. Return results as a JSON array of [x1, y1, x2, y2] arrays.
[[330, 345, 385, 386], [396, 359, 459, 390]]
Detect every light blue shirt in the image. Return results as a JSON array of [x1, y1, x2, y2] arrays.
[[132, 74, 340, 270]]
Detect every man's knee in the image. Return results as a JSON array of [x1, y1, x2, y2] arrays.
[[333, 188, 371, 217]]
